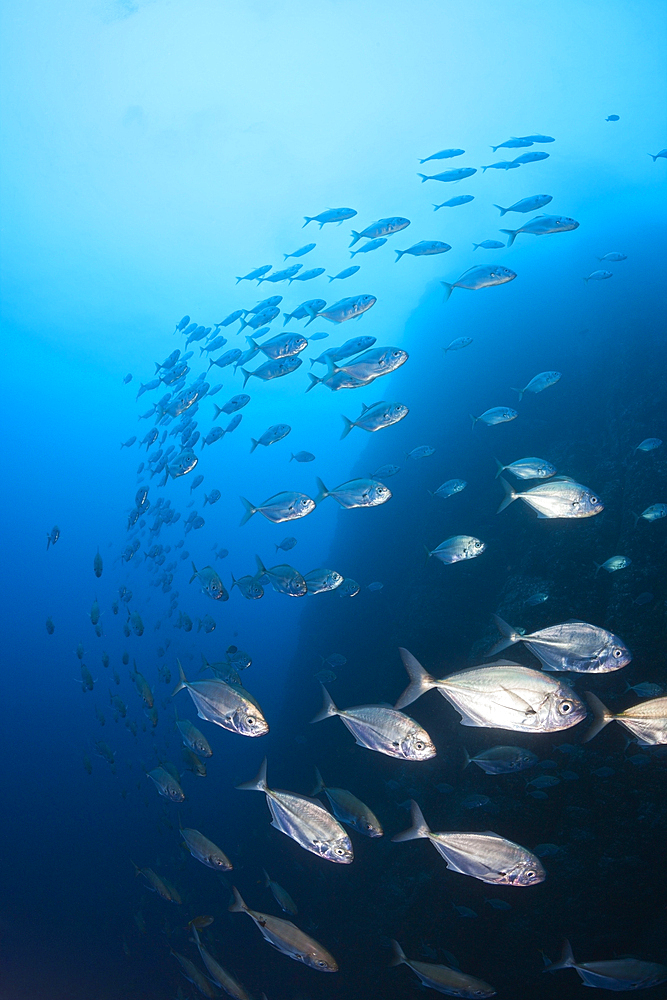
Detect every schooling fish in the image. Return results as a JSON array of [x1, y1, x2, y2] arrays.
[[315, 477, 391, 509], [494, 194, 553, 215], [584, 691, 667, 745], [501, 215, 579, 247], [239, 491, 315, 526], [546, 940, 667, 991], [235, 264, 272, 284], [303, 207, 357, 228], [495, 457, 556, 479], [471, 407, 517, 428], [341, 401, 408, 438], [433, 194, 475, 209], [418, 166, 477, 182], [263, 870, 298, 915], [312, 767, 383, 837], [465, 745, 538, 774], [390, 939, 496, 997], [172, 660, 269, 738], [190, 925, 250, 1000], [426, 536, 485, 564], [497, 477, 604, 518], [442, 265, 516, 301], [181, 827, 232, 870], [512, 371, 561, 400], [488, 615, 631, 673], [395, 240, 451, 260]]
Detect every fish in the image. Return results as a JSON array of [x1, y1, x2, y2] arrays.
[[283, 242, 315, 259], [497, 476, 604, 518], [289, 267, 325, 282], [594, 555, 631, 575], [510, 151, 550, 164], [473, 240, 505, 250], [213, 394, 250, 418], [311, 684, 436, 760], [304, 568, 344, 594], [480, 160, 522, 171], [407, 445, 435, 459], [282, 298, 326, 324], [418, 167, 477, 182], [254, 555, 308, 597], [648, 148, 667, 161], [257, 266, 302, 285], [133, 863, 181, 904], [231, 573, 265, 600], [465, 745, 538, 774], [315, 476, 391, 509], [512, 371, 561, 400], [584, 269, 613, 283], [624, 681, 663, 697], [495, 457, 556, 479], [190, 925, 250, 1000], [290, 450, 315, 462], [310, 335, 378, 367], [312, 767, 383, 836], [584, 691, 667, 745], [170, 949, 217, 997], [314, 295, 377, 324], [172, 661, 269, 737], [371, 463, 400, 478], [349, 217, 410, 245], [174, 710, 212, 757], [491, 137, 535, 151], [395, 240, 451, 260], [263, 870, 298, 915], [181, 827, 232, 870], [419, 148, 465, 163], [93, 549, 103, 578], [341, 401, 408, 438], [250, 332, 307, 360], [632, 503, 667, 525], [147, 766, 185, 803], [241, 357, 302, 387], [327, 266, 360, 281], [349, 236, 388, 257], [338, 578, 360, 597], [426, 536, 485, 564], [443, 336, 473, 352], [470, 406, 519, 430], [433, 194, 475, 209], [606, 114, 620, 121], [275, 536, 297, 552], [393, 801, 545, 886], [45, 616, 54, 634], [488, 614, 631, 673], [303, 207, 357, 228], [501, 215, 579, 246], [442, 265, 516, 301], [236, 758, 352, 863], [494, 194, 553, 215], [239, 491, 315, 526], [546, 940, 667, 990], [367, 581, 383, 592], [235, 264, 272, 283], [46, 525, 60, 550], [597, 251, 627, 261], [203, 489, 221, 506], [250, 423, 291, 452], [229, 886, 339, 969], [395, 647, 587, 732], [633, 437, 662, 453], [430, 479, 467, 498], [190, 562, 229, 601]]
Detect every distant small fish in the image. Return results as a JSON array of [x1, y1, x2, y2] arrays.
[[338, 578, 360, 598], [367, 582, 383, 592], [235, 264, 272, 284], [461, 793, 490, 809], [471, 407, 517, 428], [597, 252, 627, 261], [473, 240, 505, 250], [328, 266, 360, 282], [632, 593, 654, 607], [395, 240, 451, 261], [314, 669, 337, 683], [430, 479, 467, 499], [534, 843, 561, 857], [419, 148, 465, 163], [442, 265, 516, 301], [501, 216, 578, 247], [648, 148, 667, 161], [371, 464, 400, 478], [452, 904, 478, 918], [406, 445, 435, 460], [510, 151, 549, 164], [525, 591, 549, 606], [484, 898, 512, 910], [426, 536, 485, 565], [632, 504, 667, 525], [284, 243, 315, 259], [418, 167, 477, 183], [250, 423, 291, 452], [349, 217, 410, 245], [594, 555, 631, 575], [275, 536, 297, 552], [433, 195, 474, 210], [350, 237, 387, 258], [624, 681, 662, 697], [495, 457, 556, 479], [584, 270, 613, 284], [633, 437, 662, 454], [290, 451, 315, 463], [480, 160, 522, 171], [512, 371, 561, 401], [443, 337, 473, 353], [606, 114, 620, 121], [494, 194, 553, 216], [491, 137, 534, 151], [303, 207, 357, 228]]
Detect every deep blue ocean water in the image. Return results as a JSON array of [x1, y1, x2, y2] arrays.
[[1, 2, 667, 998]]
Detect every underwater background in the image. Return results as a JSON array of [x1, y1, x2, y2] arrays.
[[1, 1, 667, 997]]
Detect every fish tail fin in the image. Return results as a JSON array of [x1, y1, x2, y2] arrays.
[[440, 281, 453, 302], [241, 368, 252, 388], [583, 692, 615, 742], [189, 561, 198, 584], [349, 231, 361, 247], [305, 372, 322, 392], [340, 415, 354, 440], [395, 648, 438, 708], [417, 173, 429, 182], [394, 250, 405, 261], [239, 497, 256, 526], [171, 660, 188, 697], [499, 229, 517, 247], [228, 886, 249, 912], [462, 746, 471, 769], [262, 868, 271, 886], [630, 511, 640, 528], [236, 757, 268, 793], [649, 153, 658, 161], [250, 439, 259, 453], [255, 554, 267, 577], [490, 144, 499, 152], [487, 613, 521, 655], [230, 573, 238, 590], [314, 477, 329, 504], [472, 243, 481, 250], [593, 562, 602, 577], [391, 800, 431, 842], [583, 276, 589, 285], [494, 457, 506, 478], [546, 939, 576, 972], [497, 476, 518, 513], [310, 684, 340, 723], [494, 204, 508, 216], [311, 766, 325, 795], [389, 940, 408, 967], [302, 217, 313, 227], [470, 413, 479, 430], [328, 275, 335, 282], [423, 544, 432, 567], [289, 452, 295, 461], [511, 387, 524, 401], [481, 165, 489, 173]]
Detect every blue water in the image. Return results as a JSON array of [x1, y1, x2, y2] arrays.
[[1, 2, 667, 998]]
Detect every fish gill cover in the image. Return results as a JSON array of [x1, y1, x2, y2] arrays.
[[1, 1, 667, 998]]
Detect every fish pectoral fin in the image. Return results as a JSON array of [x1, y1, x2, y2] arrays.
[[499, 686, 537, 715]]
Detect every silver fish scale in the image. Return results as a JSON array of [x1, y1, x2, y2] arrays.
[[265, 789, 351, 859], [428, 831, 544, 885], [184, 679, 265, 733], [339, 706, 430, 757], [524, 622, 629, 672], [520, 479, 600, 517]]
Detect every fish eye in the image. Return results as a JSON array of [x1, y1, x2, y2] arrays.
[[335, 847, 345, 856], [525, 870, 536, 879], [559, 701, 572, 714], [414, 741, 424, 750], [247, 716, 255, 725], [613, 648, 622, 658], [317, 960, 327, 967], [590, 497, 598, 504]]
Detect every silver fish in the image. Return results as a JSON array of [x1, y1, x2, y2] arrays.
[[395, 240, 451, 261], [510, 151, 549, 164], [633, 437, 662, 454], [349, 217, 410, 245], [283, 242, 315, 259], [249, 332, 307, 360], [147, 766, 185, 803], [189, 562, 229, 601], [257, 266, 302, 285], [303, 207, 356, 228], [584, 269, 612, 284], [312, 767, 383, 837], [594, 555, 631, 575], [430, 479, 467, 498], [633, 504, 667, 524], [304, 568, 344, 594], [585, 692, 667, 745], [327, 266, 360, 282], [512, 371, 561, 400], [442, 265, 516, 301], [426, 536, 485, 564], [241, 357, 302, 387], [495, 457, 556, 479], [419, 148, 465, 163], [488, 614, 631, 673], [239, 491, 316, 525], [172, 661, 269, 737], [494, 194, 553, 215], [174, 712, 212, 757], [235, 264, 271, 284], [311, 684, 435, 760], [328, 347, 407, 383], [395, 648, 587, 733], [170, 950, 216, 997], [349, 236, 387, 257], [501, 215, 579, 246], [263, 869, 298, 915], [393, 801, 545, 886], [190, 926, 250, 999], [465, 745, 538, 774], [547, 940, 667, 991], [418, 166, 477, 182], [390, 940, 496, 998], [315, 476, 391, 509], [341, 400, 408, 438], [443, 336, 473, 352], [231, 573, 264, 600], [498, 476, 604, 518], [310, 335, 377, 367], [236, 758, 352, 863], [250, 423, 291, 452], [229, 886, 338, 969], [433, 194, 475, 209], [282, 298, 326, 324], [471, 407, 517, 428], [255, 555, 307, 597], [181, 828, 232, 870], [314, 295, 376, 324]]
